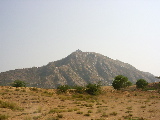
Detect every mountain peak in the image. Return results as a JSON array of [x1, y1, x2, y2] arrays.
[[0, 51, 157, 88], [75, 49, 82, 53]]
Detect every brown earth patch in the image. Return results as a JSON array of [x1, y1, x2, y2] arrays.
[[0, 86, 160, 120]]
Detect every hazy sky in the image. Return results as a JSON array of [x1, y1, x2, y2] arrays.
[[0, 0, 160, 76]]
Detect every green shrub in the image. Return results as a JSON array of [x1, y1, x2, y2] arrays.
[[136, 79, 148, 89], [73, 85, 86, 94], [112, 75, 132, 90], [86, 83, 102, 95], [57, 85, 71, 93], [11, 80, 26, 87]]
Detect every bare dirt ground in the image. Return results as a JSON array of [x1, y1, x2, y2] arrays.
[[0, 86, 160, 120]]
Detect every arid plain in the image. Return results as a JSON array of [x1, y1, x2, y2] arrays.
[[0, 85, 160, 120]]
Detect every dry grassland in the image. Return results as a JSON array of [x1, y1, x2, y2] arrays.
[[0, 86, 160, 120]]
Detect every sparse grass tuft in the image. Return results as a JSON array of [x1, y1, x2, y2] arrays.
[[57, 113, 63, 118], [41, 91, 53, 97], [82, 103, 93, 107], [126, 106, 132, 110], [141, 106, 146, 108], [0, 100, 23, 111], [0, 114, 9, 120], [109, 112, 117, 116], [76, 111, 83, 114], [59, 95, 71, 101], [96, 102, 102, 105], [37, 106, 42, 113], [29, 87, 39, 92], [125, 110, 133, 113], [144, 99, 150, 103], [49, 108, 66, 114], [24, 116, 32, 120], [73, 108, 79, 111], [33, 116, 41, 120], [123, 116, 148, 120], [15, 88, 20, 91], [101, 112, 108, 117], [73, 101, 81, 104], [84, 113, 90, 116], [96, 108, 103, 113], [88, 110, 93, 113], [21, 89, 26, 92], [47, 117, 59, 120], [67, 109, 73, 112], [148, 109, 155, 112]]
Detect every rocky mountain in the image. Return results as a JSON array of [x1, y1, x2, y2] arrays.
[[0, 50, 158, 88]]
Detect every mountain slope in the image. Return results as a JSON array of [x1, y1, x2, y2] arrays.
[[0, 50, 157, 88]]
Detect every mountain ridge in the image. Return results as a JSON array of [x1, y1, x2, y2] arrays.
[[0, 50, 157, 88]]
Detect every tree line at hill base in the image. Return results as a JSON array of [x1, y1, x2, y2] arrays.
[[9, 75, 153, 95]]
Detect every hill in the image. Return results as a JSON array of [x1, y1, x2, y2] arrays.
[[0, 50, 157, 88]]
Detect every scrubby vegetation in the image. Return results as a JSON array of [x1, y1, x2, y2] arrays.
[[0, 114, 9, 120], [57, 85, 71, 93], [112, 75, 132, 90], [1, 75, 160, 120], [11, 80, 27, 87], [86, 82, 102, 95], [72, 85, 86, 94], [0, 83, 160, 120], [57, 82, 102, 95], [0, 100, 23, 111], [136, 79, 148, 89]]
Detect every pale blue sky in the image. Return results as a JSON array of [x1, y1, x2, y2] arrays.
[[0, 0, 160, 76]]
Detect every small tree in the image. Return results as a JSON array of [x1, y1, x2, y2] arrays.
[[112, 75, 132, 90], [126, 81, 132, 87], [136, 79, 148, 89], [57, 85, 71, 93], [11, 80, 26, 87], [86, 82, 102, 95]]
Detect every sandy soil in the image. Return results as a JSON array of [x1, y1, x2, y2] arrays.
[[0, 86, 160, 120]]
